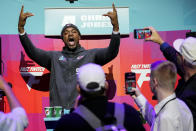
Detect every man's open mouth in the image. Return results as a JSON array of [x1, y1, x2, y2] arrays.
[[68, 38, 75, 46]]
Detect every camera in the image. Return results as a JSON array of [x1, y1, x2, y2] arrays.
[[125, 72, 136, 95], [134, 29, 152, 39]]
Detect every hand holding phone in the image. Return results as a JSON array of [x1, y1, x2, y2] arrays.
[[125, 72, 136, 95], [134, 29, 152, 39]]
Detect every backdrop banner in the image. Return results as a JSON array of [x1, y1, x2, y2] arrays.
[[44, 7, 129, 36], [0, 30, 188, 131]]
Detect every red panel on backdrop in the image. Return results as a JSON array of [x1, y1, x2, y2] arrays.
[[0, 30, 188, 131]]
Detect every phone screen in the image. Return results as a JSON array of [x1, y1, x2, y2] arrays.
[[134, 29, 152, 39], [125, 72, 136, 95]]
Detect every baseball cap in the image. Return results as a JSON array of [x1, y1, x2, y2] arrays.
[[61, 23, 81, 38], [173, 37, 196, 65], [77, 63, 106, 92]]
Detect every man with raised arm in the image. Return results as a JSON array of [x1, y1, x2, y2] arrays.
[[145, 27, 196, 130], [18, 3, 120, 110]]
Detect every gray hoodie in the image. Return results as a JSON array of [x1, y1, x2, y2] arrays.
[[19, 33, 120, 109]]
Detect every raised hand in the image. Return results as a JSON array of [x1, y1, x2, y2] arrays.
[[145, 27, 164, 45], [18, 5, 34, 33], [129, 87, 141, 99], [103, 3, 119, 32]]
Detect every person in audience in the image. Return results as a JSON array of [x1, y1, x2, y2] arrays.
[[130, 60, 193, 131], [55, 63, 145, 131], [0, 76, 28, 131], [146, 27, 196, 130]]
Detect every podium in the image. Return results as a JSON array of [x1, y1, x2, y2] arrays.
[[44, 109, 70, 131]]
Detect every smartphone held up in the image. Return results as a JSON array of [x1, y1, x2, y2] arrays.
[[134, 29, 152, 39], [125, 72, 136, 95]]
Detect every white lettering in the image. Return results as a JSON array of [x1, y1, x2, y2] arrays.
[[131, 69, 151, 88], [142, 64, 150, 69], [94, 22, 101, 27], [20, 67, 30, 72], [20, 66, 45, 91], [131, 64, 141, 69], [29, 67, 45, 72], [81, 15, 87, 21], [86, 22, 94, 28], [80, 22, 112, 28], [80, 15, 110, 21], [101, 22, 111, 27], [62, 16, 76, 26], [95, 15, 103, 21], [131, 64, 151, 69]]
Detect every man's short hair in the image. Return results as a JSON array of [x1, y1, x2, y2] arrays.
[[150, 60, 177, 91], [77, 63, 106, 97]]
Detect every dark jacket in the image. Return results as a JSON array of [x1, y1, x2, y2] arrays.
[[160, 42, 196, 130], [19, 33, 120, 109], [55, 96, 145, 131]]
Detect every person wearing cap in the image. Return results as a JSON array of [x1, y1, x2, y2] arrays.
[[17, 3, 120, 109], [0, 76, 29, 131], [145, 27, 196, 130], [55, 63, 145, 131], [130, 60, 193, 131]]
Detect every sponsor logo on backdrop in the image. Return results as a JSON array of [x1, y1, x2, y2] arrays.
[[62, 15, 112, 29], [45, 7, 129, 36], [62, 15, 76, 26], [80, 15, 112, 28], [20, 67, 45, 91], [130, 64, 151, 88]]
